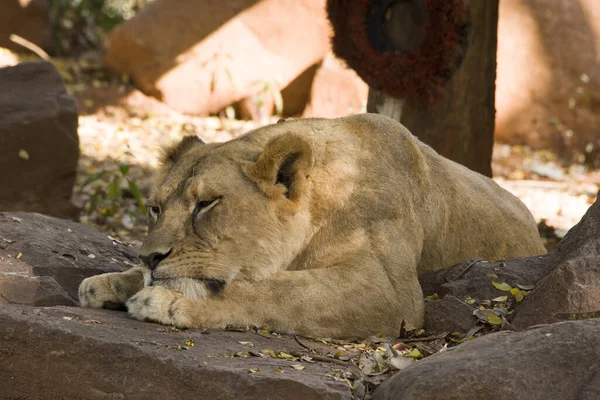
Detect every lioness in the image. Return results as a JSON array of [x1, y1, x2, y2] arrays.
[[79, 114, 545, 338]]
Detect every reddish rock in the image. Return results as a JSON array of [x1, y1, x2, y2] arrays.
[[237, 54, 368, 121], [495, 0, 600, 160], [237, 64, 320, 121], [0, 61, 79, 218], [303, 54, 368, 118], [281, 64, 320, 117], [0, 212, 137, 307], [104, 0, 331, 116], [0, 0, 54, 54]]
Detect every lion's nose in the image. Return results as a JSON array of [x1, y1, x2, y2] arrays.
[[139, 249, 172, 270]]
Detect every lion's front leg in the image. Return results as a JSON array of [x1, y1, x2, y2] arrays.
[[79, 266, 147, 309], [138, 261, 424, 339], [126, 286, 194, 327]]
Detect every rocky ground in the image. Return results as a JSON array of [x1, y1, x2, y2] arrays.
[[3, 204, 600, 399]]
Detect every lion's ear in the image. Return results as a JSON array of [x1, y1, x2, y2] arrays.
[[245, 134, 313, 202], [159, 135, 204, 168], [154, 136, 203, 185]]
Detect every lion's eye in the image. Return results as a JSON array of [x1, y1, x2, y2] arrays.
[[193, 198, 220, 219], [148, 205, 161, 219]]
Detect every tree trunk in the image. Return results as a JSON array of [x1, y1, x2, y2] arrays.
[[367, 1, 499, 177]]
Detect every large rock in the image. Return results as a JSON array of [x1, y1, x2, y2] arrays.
[[302, 54, 368, 118], [419, 255, 549, 302], [511, 193, 600, 329], [0, 0, 54, 54], [104, 0, 331, 116], [373, 319, 600, 400], [423, 295, 478, 334], [418, 193, 600, 332], [0, 61, 79, 218], [0, 305, 351, 399], [417, 255, 549, 335], [237, 54, 368, 121], [0, 212, 137, 307], [495, 0, 600, 159]]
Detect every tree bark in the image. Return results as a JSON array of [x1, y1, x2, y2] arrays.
[[367, 1, 499, 177]]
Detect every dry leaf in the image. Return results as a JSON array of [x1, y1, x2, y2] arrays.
[[262, 349, 276, 357], [277, 351, 295, 360], [388, 354, 414, 370], [359, 355, 378, 375], [492, 281, 512, 291], [487, 314, 502, 325], [510, 288, 524, 302], [18, 149, 29, 160], [517, 283, 534, 290], [407, 348, 423, 359], [291, 364, 305, 370], [473, 309, 496, 323]]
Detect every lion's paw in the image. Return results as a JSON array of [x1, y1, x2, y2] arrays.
[[126, 286, 194, 327], [79, 272, 132, 309]]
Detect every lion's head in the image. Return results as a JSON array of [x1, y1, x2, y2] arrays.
[[139, 130, 315, 301]]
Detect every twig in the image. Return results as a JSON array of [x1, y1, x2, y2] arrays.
[[445, 257, 484, 282], [395, 332, 449, 343], [9, 34, 49, 60], [131, 340, 161, 346], [293, 334, 314, 352], [290, 351, 350, 367]]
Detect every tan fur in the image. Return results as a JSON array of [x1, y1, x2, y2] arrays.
[[79, 114, 546, 339]]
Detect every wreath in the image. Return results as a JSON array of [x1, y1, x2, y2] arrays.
[[327, 0, 471, 103]]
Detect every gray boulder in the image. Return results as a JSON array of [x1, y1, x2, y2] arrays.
[[0, 305, 351, 399], [512, 193, 600, 328], [373, 319, 600, 400], [0, 61, 79, 218], [0, 211, 136, 306]]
